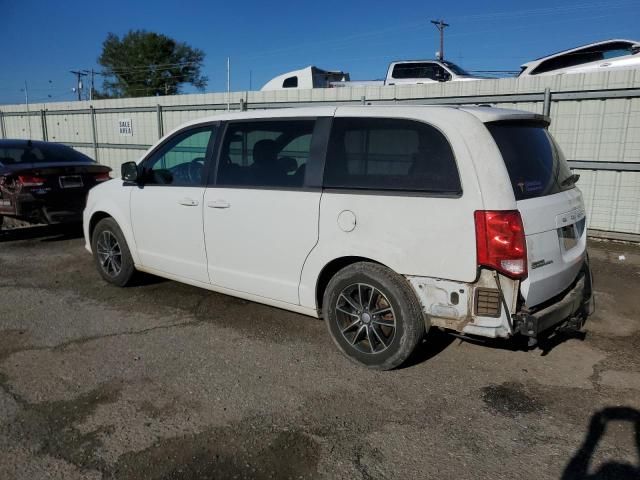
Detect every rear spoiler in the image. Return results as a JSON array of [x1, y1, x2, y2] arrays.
[[459, 107, 551, 126], [484, 116, 552, 128]]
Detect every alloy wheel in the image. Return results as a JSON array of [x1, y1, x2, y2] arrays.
[[96, 230, 122, 277], [335, 283, 397, 354]]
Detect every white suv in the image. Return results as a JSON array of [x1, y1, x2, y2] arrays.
[[83, 106, 594, 370]]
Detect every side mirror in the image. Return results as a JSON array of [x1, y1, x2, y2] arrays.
[[121, 161, 140, 183]]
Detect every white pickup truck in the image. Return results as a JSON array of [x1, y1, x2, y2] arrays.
[[261, 60, 486, 91]]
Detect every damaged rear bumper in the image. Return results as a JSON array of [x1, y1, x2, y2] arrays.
[[513, 261, 594, 337], [0, 193, 84, 224], [407, 258, 594, 341]]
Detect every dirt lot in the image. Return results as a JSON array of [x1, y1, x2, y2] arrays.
[[0, 225, 639, 480]]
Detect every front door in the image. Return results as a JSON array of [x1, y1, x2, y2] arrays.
[[203, 118, 327, 304], [131, 125, 217, 283]]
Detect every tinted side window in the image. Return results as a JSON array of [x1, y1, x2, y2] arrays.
[[217, 120, 315, 188], [392, 63, 443, 80], [324, 118, 461, 194], [283, 76, 298, 88], [142, 127, 214, 186]]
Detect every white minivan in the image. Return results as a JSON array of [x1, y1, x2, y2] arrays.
[[83, 106, 594, 370]]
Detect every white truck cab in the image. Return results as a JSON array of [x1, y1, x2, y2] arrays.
[[330, 60, 486, 87], [84, 106, 593, 370], [380, 59, 487, 85]]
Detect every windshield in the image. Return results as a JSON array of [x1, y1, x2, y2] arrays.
[[0, 143, 93, 166], [487, 122, 574, 200], [441, 61, 470, 76]]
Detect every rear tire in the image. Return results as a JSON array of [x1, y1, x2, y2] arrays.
[[91, 218, 136, 287], [323, 262, 426, 370]]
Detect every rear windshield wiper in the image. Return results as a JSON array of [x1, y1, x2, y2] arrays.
[[560, 173, 580, 187]]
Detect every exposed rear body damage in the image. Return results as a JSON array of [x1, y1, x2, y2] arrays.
[[0, 140, 111, 224], [403, 109, 594, 341], [488, 117, 592, 339]]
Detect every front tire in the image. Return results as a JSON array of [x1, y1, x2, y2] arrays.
[[91, 218, 136, 287], [323, 262, 426, 370]]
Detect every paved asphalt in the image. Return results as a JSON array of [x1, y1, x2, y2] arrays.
[[1, 224, 639, 480]]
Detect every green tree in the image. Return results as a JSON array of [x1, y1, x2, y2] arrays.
[[98, 30, 207, 98]]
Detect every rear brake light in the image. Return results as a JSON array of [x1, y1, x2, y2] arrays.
[[17, 174, 47, 187], [474, 210, 527, 279], [94, 172, 111, 182]]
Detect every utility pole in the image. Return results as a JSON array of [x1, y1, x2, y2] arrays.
[[430, 19, 450, 61], [89, 69, 95, 101], [70, 70, 88, 101]]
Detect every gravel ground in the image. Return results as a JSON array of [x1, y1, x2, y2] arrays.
[[0, 225, 639, 480]]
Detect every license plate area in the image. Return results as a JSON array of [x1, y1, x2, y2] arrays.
[[559, 224, 578, 251], [59, 175, 83, 188]]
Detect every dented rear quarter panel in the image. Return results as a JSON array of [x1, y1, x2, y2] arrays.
[[407, 270, 519, 338]]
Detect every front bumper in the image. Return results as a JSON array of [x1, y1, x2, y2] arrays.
[[514, 260, 594, 337]]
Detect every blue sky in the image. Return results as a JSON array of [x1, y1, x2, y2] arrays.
[[0, 0, 638, 105]]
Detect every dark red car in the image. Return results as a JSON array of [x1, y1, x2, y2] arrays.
[[0, 139, 111, 226]]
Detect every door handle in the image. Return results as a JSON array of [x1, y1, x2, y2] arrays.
[[207, 200, 230, 209], [178, 198, 199, 206]]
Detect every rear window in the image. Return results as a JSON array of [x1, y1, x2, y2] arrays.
[[487, 122, 574, 200], [0, 143, 93, 166], [324, 117, 461, 194]]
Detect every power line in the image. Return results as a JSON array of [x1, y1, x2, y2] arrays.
[[98, 61, 200, 74], [450, 0, 636, 22], [29, 91, 75, 103], [100, 72, 200, 84], [445, 11, 633, 42]]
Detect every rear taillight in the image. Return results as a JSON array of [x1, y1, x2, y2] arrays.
[[94, 172, 111, 182], [474, 210, 527, 279], [17, 174, 47, 187]]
